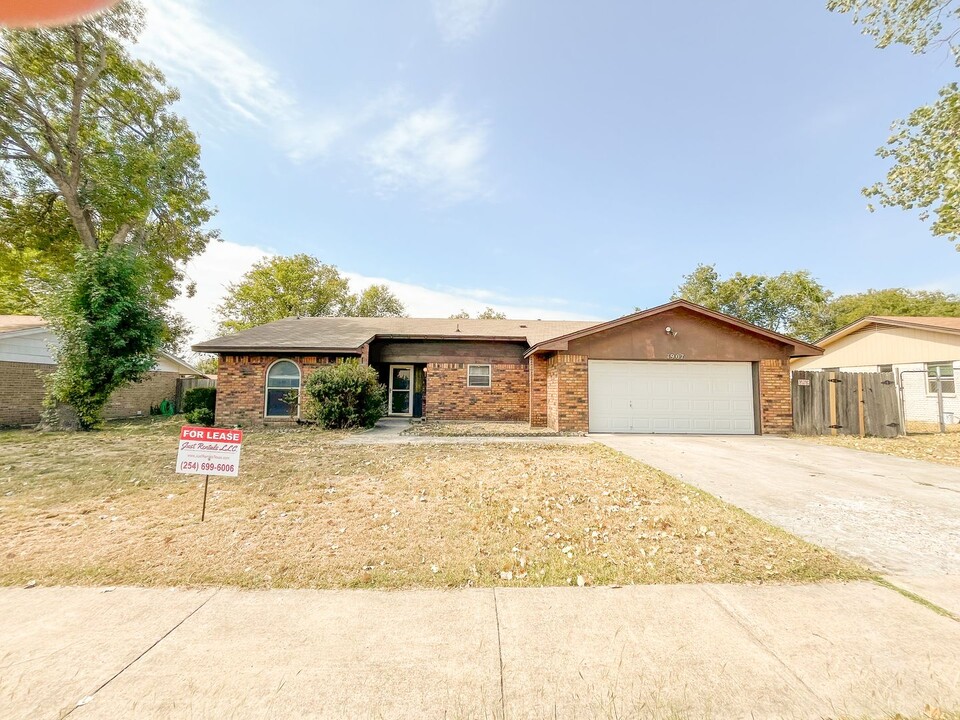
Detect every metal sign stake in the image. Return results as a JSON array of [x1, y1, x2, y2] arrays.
[[201, 474, 210, 522]]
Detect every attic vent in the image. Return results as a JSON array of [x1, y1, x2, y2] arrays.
[[519, 324, 527, 328]]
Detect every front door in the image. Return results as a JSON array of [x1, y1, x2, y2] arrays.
[[388, 365, 413, 416]]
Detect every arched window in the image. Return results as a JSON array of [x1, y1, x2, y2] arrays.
[[265, 360, 301, 418]]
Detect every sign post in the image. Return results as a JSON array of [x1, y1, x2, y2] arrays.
[[176, 426, 243, 521]]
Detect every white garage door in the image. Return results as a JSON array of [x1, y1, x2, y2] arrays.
[[588, 360, 756, 434]]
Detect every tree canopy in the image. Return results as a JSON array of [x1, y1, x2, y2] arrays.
[[0, 0, 215, 319], [217, 254, 406, 333], [449, 307, 507, 319], [672, 264, 832, 341], [822, 287, 960, 334], [828, 1, 960, 244], [42, 247, 165, 429]]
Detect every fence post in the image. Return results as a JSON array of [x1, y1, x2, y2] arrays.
[[937, 366, 946, 434]]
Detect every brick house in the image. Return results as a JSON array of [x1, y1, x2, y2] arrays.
[[0, 315, 203, 428], [193, 300, 821, 434]]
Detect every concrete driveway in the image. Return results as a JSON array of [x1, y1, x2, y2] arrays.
[[594, 434, 960, 615]]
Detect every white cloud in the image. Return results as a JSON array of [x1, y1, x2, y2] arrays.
[[135, 1, 493, 198], [173, 240, 598, 356], [432, 0, 501, 43], [365, 99, 488, 201]]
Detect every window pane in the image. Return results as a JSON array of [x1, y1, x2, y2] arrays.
[[266, 388, 298, 417], [268, 361, 300, 381], [468, 365, 491, 387], [391, 390, 410, 414], [391, 367, 411, 390]]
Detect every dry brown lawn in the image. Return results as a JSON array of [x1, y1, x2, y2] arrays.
[[0, 418, 865, 590], [800, 431, 960, 468]]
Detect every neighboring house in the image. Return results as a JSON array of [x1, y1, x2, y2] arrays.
[[192, 300, 821, 435], [790, 316, 960, 424], [0, 315, 203, 427]]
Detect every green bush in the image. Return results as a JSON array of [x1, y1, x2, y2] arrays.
[[186, 407, 215, 426], [183, 387, 216, 414], [303, 362, 385, 429]]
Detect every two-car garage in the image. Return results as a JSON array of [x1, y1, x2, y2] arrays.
[[588, 360, 757, 434]]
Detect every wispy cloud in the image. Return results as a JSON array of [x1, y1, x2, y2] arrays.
[[135, 0, 493, 200], [365, 98, 489, 202], [432, 0, 501, 44]]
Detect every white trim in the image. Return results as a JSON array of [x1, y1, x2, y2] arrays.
[[158, 350, 203, 376], [264, 359, 302, 419], [388, 364, 414, 416], [467, 363, 492, 388]]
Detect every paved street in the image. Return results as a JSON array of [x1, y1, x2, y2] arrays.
[[1, 582, 958, 719]]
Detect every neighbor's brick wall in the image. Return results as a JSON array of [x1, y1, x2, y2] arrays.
[[0, 361, 52, 427], [104, 371, 179, 420], [528, 354, 549, 427], [759, 357, 792, 434], [424, 362, 528, 421], [215, 354, 344, 426], [546, 353, 588, 432]]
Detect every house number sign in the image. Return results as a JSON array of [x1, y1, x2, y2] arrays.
[[667, 353, 685, 360]]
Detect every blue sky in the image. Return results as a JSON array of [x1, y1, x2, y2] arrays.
[[132, 0, 960, 343]]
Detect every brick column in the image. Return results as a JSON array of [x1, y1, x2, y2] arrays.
[[546, 353, 589, 432], [528, 354, 549, 427], [759, 357, 792, 434]]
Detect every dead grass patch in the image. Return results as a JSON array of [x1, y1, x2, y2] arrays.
[[0, 418, 865, 589], [798, 431, 960, 468]]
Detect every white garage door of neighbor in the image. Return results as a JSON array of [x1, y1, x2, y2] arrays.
[[588, 360, 756, 434]]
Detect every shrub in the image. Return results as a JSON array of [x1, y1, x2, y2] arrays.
[[186, 407, 215, 426], [183, 387, 216, 414], [303, 362, 385, 429]]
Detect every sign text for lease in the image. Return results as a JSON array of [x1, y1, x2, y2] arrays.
[[176, 426, 243, 477]]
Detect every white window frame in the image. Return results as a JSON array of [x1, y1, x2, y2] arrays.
[[467, 364, 492, 388], [264, 359, 302, 418], [925, 362, 956, 396]]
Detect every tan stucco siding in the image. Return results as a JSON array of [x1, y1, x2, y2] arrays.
[[792, 325, 960, 370]]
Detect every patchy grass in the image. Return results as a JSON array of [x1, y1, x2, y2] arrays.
[[799, 431, 960, 468], [403, 420, 572, 437], [0, 417, 866, 590]]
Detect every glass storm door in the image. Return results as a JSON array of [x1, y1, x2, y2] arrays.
[[389, 365, 413, 416]]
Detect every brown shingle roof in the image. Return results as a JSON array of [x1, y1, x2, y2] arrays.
[[817, 315, 960, 346], [0, 315, 46, 334], [192, 316, 600, 353]]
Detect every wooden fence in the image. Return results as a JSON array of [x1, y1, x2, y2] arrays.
[[792, 370, 901, 438], [175, 376, 216, 412]]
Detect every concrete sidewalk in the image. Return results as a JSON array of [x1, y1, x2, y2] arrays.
[[2, 582, 958, 719]]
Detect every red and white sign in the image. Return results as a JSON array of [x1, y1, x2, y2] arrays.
[[176, 426, 243, 477]]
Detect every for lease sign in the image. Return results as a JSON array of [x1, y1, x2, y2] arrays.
[[176, 426, 243, 477]]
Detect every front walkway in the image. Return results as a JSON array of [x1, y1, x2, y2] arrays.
[[340, 418, 591, 445], [3, 582, 959, 719]]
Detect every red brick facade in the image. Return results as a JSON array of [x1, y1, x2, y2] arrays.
[[424, 362, 528, 421], [0, 362, 180, 427], [545, 353, 589, 432], [528, 354, 549, 427], [758, 357, 793, 434], [215, 354, 347, 426]]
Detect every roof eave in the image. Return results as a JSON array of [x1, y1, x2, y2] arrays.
[[191, 345, 364, 355]]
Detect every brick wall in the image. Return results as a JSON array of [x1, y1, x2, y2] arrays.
[[545, 353, 589, 432], [528, 354, 548, 427], [424, 362, 528, 421], [759, 357, 792, 434], [104, 371, 179, 420], [0, 361, 52, 426], [216, 354, 343, 426]]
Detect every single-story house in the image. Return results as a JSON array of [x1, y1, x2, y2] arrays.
[[791, 316, 960, 424], [192, 300, 821, 434], [0, 315, 203, 427]]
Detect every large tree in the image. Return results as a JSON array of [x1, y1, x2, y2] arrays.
[[828, 1, 960, 244], [0, 0, 215, 325], [217, 254, 406, 333], [448, 306, 507, 319], [672, 264, 832, 342]]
